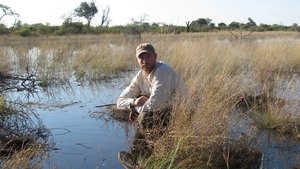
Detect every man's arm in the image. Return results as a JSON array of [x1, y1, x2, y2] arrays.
[[117, 75, 141, 110]]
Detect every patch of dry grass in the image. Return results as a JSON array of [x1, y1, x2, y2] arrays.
[[72, 41, 136, 81], [1, 142, 48, 169], [0, 48, 10, 75]]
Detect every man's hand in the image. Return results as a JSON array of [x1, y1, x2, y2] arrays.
[[129, 110, 139, 121], [134, 95, 149, 106], [129, 95, 148, 121]]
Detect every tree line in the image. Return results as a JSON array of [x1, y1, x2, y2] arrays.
[[1, 2, 300, 37]]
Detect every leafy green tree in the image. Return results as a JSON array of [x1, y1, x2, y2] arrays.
[[62, 18, 85, 34], [209, 23, 215, 29], [291, 23, 300, 32], [191, 18, 212, 27], [228, 21, 241, 29], [74, 2, 98, 28], [218, 22, 227, 29], [14, 26, 31, 37], [189, 18, 212, 32], [0, 23, 9, 34], [244, 17, 257, 31], [246, 17, 256, 27]]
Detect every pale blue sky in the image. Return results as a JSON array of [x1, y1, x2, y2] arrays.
[[1, 0, 300, 27]]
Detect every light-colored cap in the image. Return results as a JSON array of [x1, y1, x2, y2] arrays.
[[136, 43, 156, 57]]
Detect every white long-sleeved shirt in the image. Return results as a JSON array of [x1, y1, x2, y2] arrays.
[[117, 61, 186, 113]]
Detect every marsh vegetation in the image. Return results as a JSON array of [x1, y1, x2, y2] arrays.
[[0, 31, 300, 168]]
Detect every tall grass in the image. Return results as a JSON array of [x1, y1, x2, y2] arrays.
[[0, 48, 10, 75], [136, 32, 300, 168], [72, 41, 136, 81], [1, 32, 300, 168]]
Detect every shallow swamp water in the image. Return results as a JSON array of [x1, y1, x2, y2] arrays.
[[6, 73, 136, 169], [4, 71, 300, 169]]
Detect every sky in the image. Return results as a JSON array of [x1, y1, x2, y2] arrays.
[[1, 0, 300, 27]]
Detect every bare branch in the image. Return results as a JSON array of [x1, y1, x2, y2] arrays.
[[100, 6, 111, 26], [0, 4, 19, 22]]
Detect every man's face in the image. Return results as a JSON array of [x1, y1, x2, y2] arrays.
[[136, 52, 157, 74]]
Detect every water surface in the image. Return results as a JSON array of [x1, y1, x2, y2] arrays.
[[7, 73, 136, 169]]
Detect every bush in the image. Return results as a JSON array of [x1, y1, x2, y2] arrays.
[[0, 24, 10, 35], [14, 27, 31, 37]]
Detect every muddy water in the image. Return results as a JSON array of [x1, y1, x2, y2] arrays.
[[7, 73, 136, 169]]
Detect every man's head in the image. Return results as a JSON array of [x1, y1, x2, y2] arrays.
[[136, 43, 157, 74]]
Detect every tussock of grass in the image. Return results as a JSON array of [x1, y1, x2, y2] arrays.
[[139, 74, 251, 168], [0, 99, 52, 169], [1, 143, 47, 169], [248, 98, 300, 136]]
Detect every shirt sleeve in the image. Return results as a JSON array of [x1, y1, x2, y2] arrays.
[[141, 69, 175, 112], [116, 74, 141, 110]]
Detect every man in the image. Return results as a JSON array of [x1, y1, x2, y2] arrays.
[[117, 43, 186, 168]]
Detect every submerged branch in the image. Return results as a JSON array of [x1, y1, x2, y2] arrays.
[[95, 103, 116, 108], [0, 71, 38, 94]]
